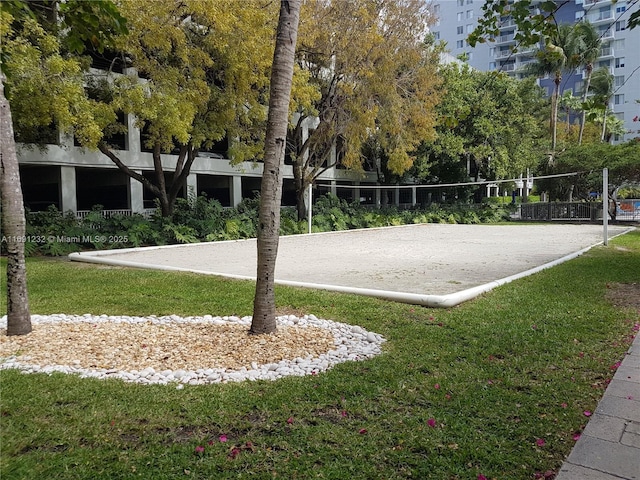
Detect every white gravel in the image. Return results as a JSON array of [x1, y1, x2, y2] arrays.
[[0, 314, 386, 387]]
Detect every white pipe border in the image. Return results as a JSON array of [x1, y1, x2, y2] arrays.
[[69, 227, 635, 308]]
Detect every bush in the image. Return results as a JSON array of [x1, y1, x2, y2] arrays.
[[15, 193, 514, 256]]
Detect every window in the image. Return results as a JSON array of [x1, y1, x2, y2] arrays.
[[615, 21, 626, 31], [466, 9, 473, 19], [433, 31, 440, 40], [490, 47, 496, 57], [616, 3, 626, 14], [457, 26, 464, 34], [614, 39, 625, 51], [575, 11, 584, 20], [433, 4, 440, 14], [456, 40, 464, 48], [457, 11, 463, 21], [598, 59, 611, 68], [466, 23, 473, 33], [467, 0, 473, 4], [615, 57, 625, 68], [614, 94, 624, 105], [457, 0, 464, 6], [467, 52, 473, 61], [614, 75, 624, 88]]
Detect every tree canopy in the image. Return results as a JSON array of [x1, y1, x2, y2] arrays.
[[538, 140, 640, 201], [2, 0, 316, 217], [410, 64, 546, 193], [287, 0, 442, 217]]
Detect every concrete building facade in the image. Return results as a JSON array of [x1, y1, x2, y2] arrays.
[[432, 0, 640, 143]]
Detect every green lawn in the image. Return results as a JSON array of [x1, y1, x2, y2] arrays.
[[1, 229, 639, 479]]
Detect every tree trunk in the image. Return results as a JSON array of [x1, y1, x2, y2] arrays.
[[601, 106, 608, 143], [0, 75, 32, 336], [578, 64, 592, 145], [293, 160, 307, 221], [551, 74, 561, 152], [251, 0, 301, 335]]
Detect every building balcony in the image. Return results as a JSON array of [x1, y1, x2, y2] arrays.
[[587, 11, 613, 24], [599, 46, 614, 59], [584, 0, 609, 5], [497, 34, 516, 44], [498, 19, 516, 29]]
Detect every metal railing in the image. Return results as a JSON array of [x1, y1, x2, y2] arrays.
[[519, 201, 640, 222], [76, 209, 156, 219], [519, 202, 602, 222]]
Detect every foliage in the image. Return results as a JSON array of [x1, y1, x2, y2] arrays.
[[1, 232, 638, 478], [537, 140, 640, 200], [469, 1, 580, 49], [2, 0, 313, 217], [288, 0, 443, 217], [410, 65, 546, 190], [8, 194, 516, 257]]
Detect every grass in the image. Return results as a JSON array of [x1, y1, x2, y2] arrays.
[[1, 229, 639, 480]]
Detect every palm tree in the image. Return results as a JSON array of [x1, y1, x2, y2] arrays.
[[559, 90, 582, 138], [587, 67, 615, 142], [525, 24, 581, 153], [574, 22, 602, 145], [251, 0, 302, 334]]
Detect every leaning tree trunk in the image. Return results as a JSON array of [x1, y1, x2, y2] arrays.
[[251, 0, 302, 334], [578, 64, 593, 146], [601, 105, 608, 143], [0, 75, 32, 336], [551, 75, 561, 152]]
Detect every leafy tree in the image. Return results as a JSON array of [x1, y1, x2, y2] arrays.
[[288, 0, 442, 219], [0, 0, 127, 335], [89, 0, 282, 217], [410, 65, 546, 196], [251, 0, 302, 335], [539, 141, 640, 202]]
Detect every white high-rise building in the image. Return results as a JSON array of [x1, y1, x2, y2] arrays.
[[432, 0, 640, 143]]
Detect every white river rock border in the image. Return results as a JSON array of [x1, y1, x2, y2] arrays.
[[0, 314, 386, 387]]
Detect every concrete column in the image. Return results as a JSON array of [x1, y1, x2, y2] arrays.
[[394, 185, 400, 206], [330, 181, 337, 196], [60, 166, 77, 213], [375, 187, 381, 209], [231, 175, 243, 207], [412, 186, 417, 206], [126, 111, 141, 153], [186, 173, 197, 199], [354, 183, 361, 204], [130, 170, 145, 213]]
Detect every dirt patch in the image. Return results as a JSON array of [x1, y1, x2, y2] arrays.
[[605, 283, 640, 309]]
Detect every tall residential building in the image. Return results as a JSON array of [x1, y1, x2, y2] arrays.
[[432, 0, 640, 143]]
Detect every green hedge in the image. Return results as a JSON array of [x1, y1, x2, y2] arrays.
[[3, 194, 512, 256]]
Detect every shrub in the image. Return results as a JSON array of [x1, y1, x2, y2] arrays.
[[17, 193, 514, 256]]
